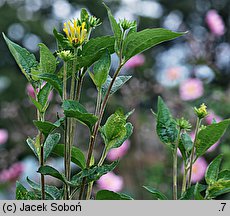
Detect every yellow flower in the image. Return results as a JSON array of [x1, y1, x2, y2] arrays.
[[194, 103, 209, 119], [63, 19, 87, 46]]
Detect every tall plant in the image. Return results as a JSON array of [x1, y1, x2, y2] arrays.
[[3, 4, 184, 200]]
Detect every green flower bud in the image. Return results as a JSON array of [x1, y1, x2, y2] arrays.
[[88, 16, 101, 28], [194, 103, 209, 119], [57, 50, 74, 62], [119, 18, 136, 31], [176, 117, 192, 131]]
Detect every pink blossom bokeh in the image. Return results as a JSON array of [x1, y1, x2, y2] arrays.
[[190, 157, 208, 183], [205, 10, 225, 36], [107, 140, 130, 161], [0, 162, 24, 183], [124, 54, 145, 69], [97, 172, 124, 192], [179, 78, 204, 101], [0, 129, 8, 145]]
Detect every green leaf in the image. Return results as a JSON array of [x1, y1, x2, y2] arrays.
[[3, 33, 38, 80], [43, 133, 61, 162], [38, 73, 63, 96], [96, 190, 133, 200], [38, 83, 52, 111], [143, 186, 168, 200], [62, 100, 98, 132], [33, 121, 57, 137], [206, 180, 230, 199], [70, 161, 118, 187], [123, 28, 185, 61], [52, 144, 86, 169], [102, 75, 132, 98], [74, 36, 115, 71], [26, 177, 62, 200], [196, 119, 230, 157], [38, 165, 67, 184], [156, 96, 178, 149], [101, 110, 133, 151], [180, 184, 207, 200], [103, 3, 122, 53], [53, 28, 72, 50], [194, 183, 204, 200], [39, 43, 56, 74], [29, 96, 43, 112], [82, 36, 115, 56], [178, 132, 193, 161], [205, 154, 223, 185], [26, 137, 39, 159], [90, 50, 111, 89], [181, 133, 193, 152], [16, 182, 37, 200], [218, 170, 230, 181]]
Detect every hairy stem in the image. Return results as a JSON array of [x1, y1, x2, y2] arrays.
[[188, 118, 201, 188], [79, 63, 124, 199], [173, 129, 181, 200]]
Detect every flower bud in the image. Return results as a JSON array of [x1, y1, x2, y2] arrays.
[[176, 117, 192, 131], [57, 50, 74, 62], [194, 103, 209, 119], [119, 18, 136, 31]]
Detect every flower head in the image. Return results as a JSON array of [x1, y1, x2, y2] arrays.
[[63, 19, 88, 46], [97, 172, 124, 192], [107, 140, 130, 161], [205, 10, 225, 36], [194, 103, 208, 119], [179, 78, 204, 101]]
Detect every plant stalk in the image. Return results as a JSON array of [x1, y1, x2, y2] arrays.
[[78, 62, 124, 199], [173, 129, 181, 200], [63, 61, 70, 199], [34, 87, 46, 200], [181, 164, 187, 196], [188, 117, 201, 188]]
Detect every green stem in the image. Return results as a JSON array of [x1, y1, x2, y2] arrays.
[[34, 88, 45, 200], [39, 132, 45, 200], [181, 164, 187, 196], [95, 88, 102, 116], [78, 62, 124, 200], [98, 147, 107, 166], [85, 147, 107, 200], [188, 117, 201, 188], [63, 61, 70, 199], [173, 129, 181, 200]]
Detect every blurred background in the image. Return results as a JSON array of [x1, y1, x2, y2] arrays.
[[0, 0, 230, 199]]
